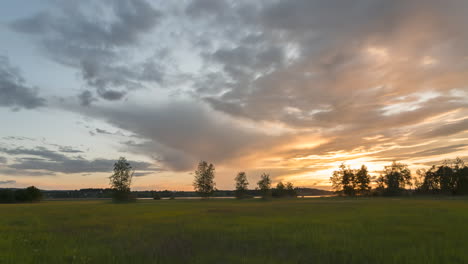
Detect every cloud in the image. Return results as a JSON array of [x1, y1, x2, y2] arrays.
[[11, 0, 164, 101], [76, 100, 287, 171], [0, 157, 6, 164], [180, 0, 468, 169], [78, 90, 97, 106], [58, 146, 83, 154], [0, 146, 68, 162], [5, 0, 468, 187], [421, 118, 468, 138], [0, 56, 46, 109], [0, 180, 16, 185], [411, 144, 468, 158], [0, 146, 159, 175], [95, 128, 113, 135]]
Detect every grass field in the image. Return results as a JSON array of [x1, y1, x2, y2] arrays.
[[1, 197, 468, 264]]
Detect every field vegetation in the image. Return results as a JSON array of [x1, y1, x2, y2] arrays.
[[1, 197, 468, 263]]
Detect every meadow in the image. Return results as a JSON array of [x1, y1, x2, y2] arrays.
[[1, 197, 468, 264]]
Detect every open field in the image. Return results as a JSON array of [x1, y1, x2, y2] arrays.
[[1, 197, 468, 264]]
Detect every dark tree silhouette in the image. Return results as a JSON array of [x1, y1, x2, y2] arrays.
[[417, 158, 468, 195], [257, 173, 272, 199], [193, 161, 216, 198], [234, 172, 249, 199], [379, 161, 411, 196], [109, 157, 135, 202], [331, 164, 357, 196], [286, 182, 298, 197], [273, 181, 286, 197], [355, 165, 371, 195], [0, 186, 43, 203]]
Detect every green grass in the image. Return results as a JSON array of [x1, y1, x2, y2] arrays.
[[1, 197, 468, 263]]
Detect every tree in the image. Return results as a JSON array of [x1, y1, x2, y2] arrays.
[[417, 158, 468, 195], [438, 162, 456, 194], [257, 173, 272, 199], [355, 165, 371, 196], [193, 161, 216, 198], [330, 164, 357, 196], [416, 166, 439, 194], [234, 172, 249, 199], [0, 186, 43, 203], [285, 182, 297, 198], [24, 186, 43, 202], [380, 161, 411, 196], [273, 181, 286, 197], [109, 157, 135, 202], [454, 158, 468, 195]]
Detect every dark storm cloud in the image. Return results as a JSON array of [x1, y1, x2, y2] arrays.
[[97, 88, 127, 101], [0, 146, 159, 175], [8, 157, 150, 174], [0, 56, 46, 109], [11, 0, 164, 101], [78, 101, 283, 171]]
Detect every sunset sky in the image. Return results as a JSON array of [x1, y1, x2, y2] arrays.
[[0, 0, 467, 191]]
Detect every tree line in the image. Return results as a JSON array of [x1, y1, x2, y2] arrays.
[[109, 159, 299, 202], [330, 158, 468, 196], [6, 157, 465, 203], [0, 186, 43, 203], [193, 161, 298, 200]]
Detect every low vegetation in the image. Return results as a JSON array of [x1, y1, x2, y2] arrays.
[[1, 197, 468, 263], [0, 186, 42, 203]]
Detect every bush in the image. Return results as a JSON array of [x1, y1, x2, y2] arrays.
[[112, 190, 136, 203], [0, 186, 43, 203]]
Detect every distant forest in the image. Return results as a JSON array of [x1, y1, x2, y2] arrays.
[[0, 187, 331, 200]]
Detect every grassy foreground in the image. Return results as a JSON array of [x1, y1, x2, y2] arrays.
[[1, 197, 468, 264]]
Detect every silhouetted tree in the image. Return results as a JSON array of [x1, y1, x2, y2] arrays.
[[379, 161, 411, 196], [273, 181, 286, 197], [331, 164, 357, 196], [24, 186, 43, 202], [286, 182, 298, 197], [455, 159, 468, 195], [234, 172, 249, 199], [1, 186, 43, 203], [109, 157, 135, 202], [416, 166, 439, 194], [355, 165, 371, 196], [257, 173, 272, 199], [193, 161, 216, 198], [417, 158, 468, 195]]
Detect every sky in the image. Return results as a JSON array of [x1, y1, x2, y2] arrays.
[[0, 0, 467, 191]]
